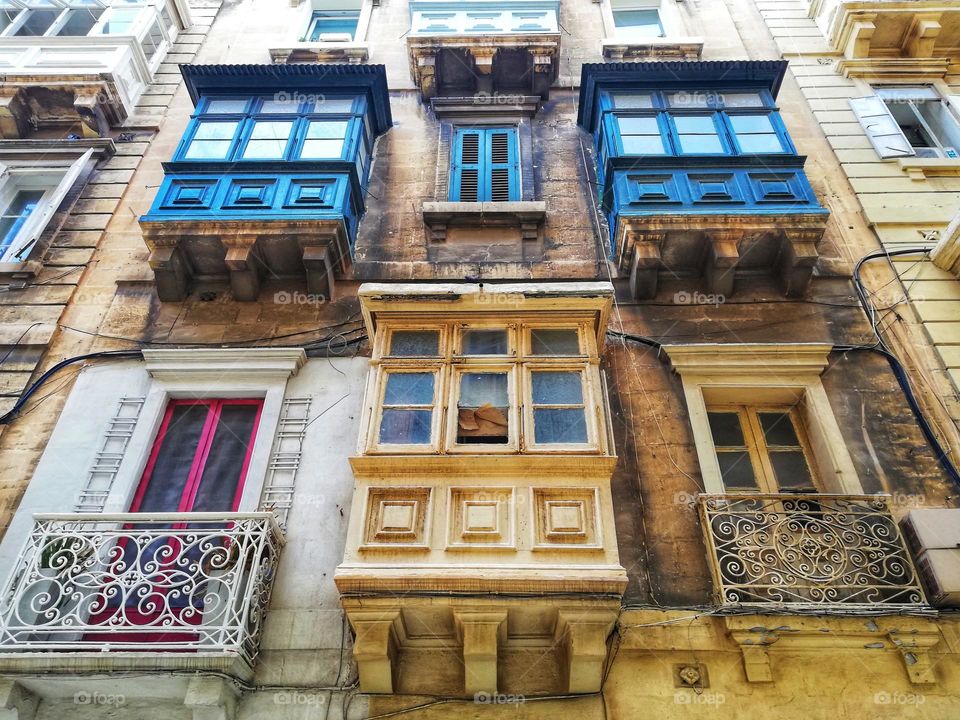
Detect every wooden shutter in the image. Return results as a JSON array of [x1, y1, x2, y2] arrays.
[[451, 129, 482, 202], [849, 96, 915, 159], [486, 128, 519, 202], [450, 127, 519, 202], [9, 149, 92, 262]]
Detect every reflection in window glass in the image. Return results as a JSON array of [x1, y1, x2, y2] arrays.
[[729, 114, 784, 153], [14, 9, 57, 35], [184, 121, 238, 159], [308, 10, 360, 41], [457, 373, 509, 444], [722, 92, 763, 108], [674, 115, 723, 153], [260, 99, 300, 114], [242, 121, 293, 159], [612, 8, 662, 37], [204, 99, 248, 114], [311, 97, 356, 114], [379, 373, 434, 444], [611, 93, 654, 110], [0, 190, 44, 255], [758, 412, 815, 491], [56, 8, 102, 35], [617, 116, 666, 155], [389, 330, 440, 357], [300, 120, 348, 159], [707, 411, 757, 490], [531, 329, 579, 355], [96, 8, 139, 34], [462, 329, 508, 355], [531, 371, 587, 444]]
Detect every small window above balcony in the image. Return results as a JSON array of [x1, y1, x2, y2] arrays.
[[406, 0, 561, 101], [599, 0, 703, 61], [269, 0, 375, 64], [0, 0, 188, 138]]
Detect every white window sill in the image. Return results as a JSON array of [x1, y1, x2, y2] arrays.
[[601, 36, 704, 61], [269, 42, 369, 64]]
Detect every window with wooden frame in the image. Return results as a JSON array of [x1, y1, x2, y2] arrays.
[[449, 127, 520, 202], [706, 404, 819, 493], [367, 321, 603, 454]]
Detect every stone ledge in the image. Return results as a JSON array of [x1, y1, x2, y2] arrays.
[[601, 36, 704, 61], [422, 200, 547, 242], [269, 42, 370, 64]]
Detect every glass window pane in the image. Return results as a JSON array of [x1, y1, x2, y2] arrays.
[[708, 412, 746, 447], [677, 133, 723, 153], [667, 92, 710, 108], [379, 409, 432, 444], [729, 114, 775, 133], [204, 99, 248, 114], [612, 8, 661, 35], [618, 116, 659, 134], [307, 121, 348, 138], [56, 7, 101, 35], [389, 330, 439, 356], [96, 7, 139, 33], [14, 9, 57, 35], [621, 135, 667, 154], [0, 190, 44, 253], [758, 412, 801, 446], [259, 99, 300, 114], [241, 120, 293, 159], [192, 404, 259, 512], [309, 10, 359, 41], [462, 329, 508, 355], [301, 139, 345, 158], [736, 134, 784, 153], [717, 452, 758, 490], [532, 371, 583, 405], [770, 451, 815, 491], [674, 115, 717, 133], [722, 92, 764, 107], [457, 373, 509, 444], [533, 408, 587, 444], [312, 97, 356, 114], [184, 121, 238, 159], [0, 10, 18, 33], [611, 93, 654, 109], [136, 403, 209, 512], [531, 329, 580, 355], [383, 373, 434, 405]]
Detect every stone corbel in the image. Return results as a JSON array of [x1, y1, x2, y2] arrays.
[[299, 240, 336, 300], [556, 609, 617, 693], [149, 244, 191, 302], [223, 235, 262, 302], [780, 228, 821, 298], [843, 13, 876, 59], [905, 15, 941, 59], [931, 209, 960, 276], [703, 230, 741, 297], [416, 51, 437, 100], [184, 677, 239, 720], [530, 49, 555, 99], [728, 628, 779, 683], [472, 48, 497, 95], [74, 90, 111, 139], [455, 610, 507, 695], [0, 680, 38, 720], [888, 631, 941, 685], [628, 232, 665, 300], [351, 610, 401, 694]]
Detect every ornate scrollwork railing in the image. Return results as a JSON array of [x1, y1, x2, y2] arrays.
[[698, 494, 927, 609], [0, 513, 284, 665]]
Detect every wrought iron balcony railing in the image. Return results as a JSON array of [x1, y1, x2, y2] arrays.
[[0, 513, 284, 667], [698, 494, 927, 609]]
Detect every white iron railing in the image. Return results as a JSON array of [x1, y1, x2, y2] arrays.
[[0, 513, 284, 666]]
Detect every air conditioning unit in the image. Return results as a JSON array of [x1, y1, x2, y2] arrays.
[[901, 508, 960, 607]]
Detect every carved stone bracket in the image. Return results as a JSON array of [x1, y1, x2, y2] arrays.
[[350, 610, 401, 694], [455, 610, 508, 695], [555, 609, 618, 693], [184, 677, 240, 720]]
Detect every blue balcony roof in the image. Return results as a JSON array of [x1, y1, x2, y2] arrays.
[[577, 60, 788, 132], [180, 63, 393, 134]]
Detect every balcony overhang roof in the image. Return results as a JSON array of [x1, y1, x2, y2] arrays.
[[577, 60, 789, 132], [180, 63, 393, 135]]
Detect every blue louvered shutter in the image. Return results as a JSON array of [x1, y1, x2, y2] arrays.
[[450, 127, 519, 201]]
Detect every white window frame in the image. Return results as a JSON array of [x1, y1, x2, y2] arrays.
[[600, 0, 680, 41], [0, 148, 90, 265], [297, 0, 373, 45], [663, 343, 863, 495]]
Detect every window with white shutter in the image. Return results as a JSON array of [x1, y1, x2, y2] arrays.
[[449, 127, 520, 202], [849, 96, 916, 159]]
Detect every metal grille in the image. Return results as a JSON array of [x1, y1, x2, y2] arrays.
[[699, 494, 927, 609]]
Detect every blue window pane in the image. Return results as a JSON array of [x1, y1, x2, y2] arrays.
[[722, 93, 764, 108], [679, 135, 723, 153], [533, 409, 587, 444], [384, 373, 434, 405], [241, 120, 293, 159], [612, 8, 662, 37], [204, 99, 247, 114], [532, 372, 583, 405], [379, 410, 432, 444], [300, 120, 349, 159], [459, 373, 508, 408], [674, 116, 716, 133], [0, 190, 44, 253], [308, 10, 359, 41], [622, 135, 667, 154], [259, 99, 300, 114], [311, 97, 356, 114], [729, 114, 775, 133], [611, 93, 654, 109], [389, 330, 439, 356], [184, 121, 238, 159], [618, 116, 659, 134], [737, 134, 785, 153], [96, 7, 139, 34]]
